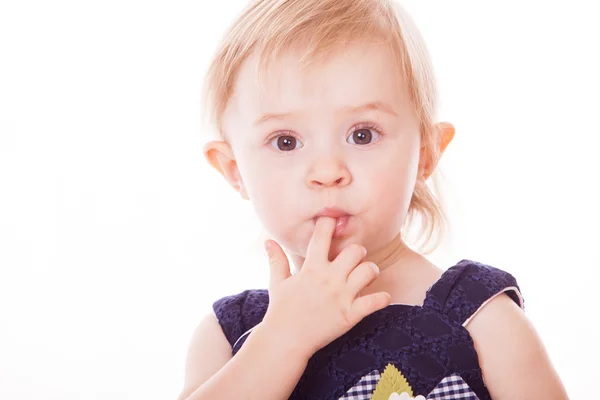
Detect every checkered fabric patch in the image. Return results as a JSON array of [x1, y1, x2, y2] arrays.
[[426, 374, 479, 399], [339, 371, 479, 400], [339, 370, 381, 400]]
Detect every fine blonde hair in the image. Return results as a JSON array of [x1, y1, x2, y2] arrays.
[[203, 0, 448, 253]]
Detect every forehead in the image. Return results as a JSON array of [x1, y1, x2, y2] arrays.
[[223, 42, 413, 131]]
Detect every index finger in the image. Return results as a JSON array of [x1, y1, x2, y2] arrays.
[[305, 216, 337, 264]]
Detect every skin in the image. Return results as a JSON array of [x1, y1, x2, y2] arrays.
[[207, 41, 450, 275], [200, 41, 568, 399]]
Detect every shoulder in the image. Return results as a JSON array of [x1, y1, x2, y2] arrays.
[[465, 281, 567, 399], [425, 259, 524, 323], [178, 289, 270, 399], [212, 289, 269, 349], [437, 260, 523, 300]]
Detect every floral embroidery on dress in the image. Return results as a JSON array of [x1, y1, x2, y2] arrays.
[[339, 363, 480, 400], [371, 364, 424, 400]]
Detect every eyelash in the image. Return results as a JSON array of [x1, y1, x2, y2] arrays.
[[266, 122, 385, 151]]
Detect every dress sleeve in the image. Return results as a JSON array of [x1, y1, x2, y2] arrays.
[[212, 289, 269, 351], [424, 259, 524, 326]]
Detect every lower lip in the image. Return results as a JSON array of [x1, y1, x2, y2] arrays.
[[313, 215, 351, 237], [334, 215, 350, 237]]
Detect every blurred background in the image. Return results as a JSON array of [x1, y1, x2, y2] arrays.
[[1, 1, 598, 398]]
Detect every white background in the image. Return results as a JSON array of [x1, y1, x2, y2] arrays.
[[1, 1, 598, 398]]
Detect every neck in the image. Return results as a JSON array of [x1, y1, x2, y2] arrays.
[[364, 232, 411, 272]]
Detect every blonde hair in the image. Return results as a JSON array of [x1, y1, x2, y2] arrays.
[[203, 0, 448, 253]]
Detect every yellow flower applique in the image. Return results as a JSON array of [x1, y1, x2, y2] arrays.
[[370, 364, 425, 400]]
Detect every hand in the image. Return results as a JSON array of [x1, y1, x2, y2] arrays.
[[261, 217, 392, 356]]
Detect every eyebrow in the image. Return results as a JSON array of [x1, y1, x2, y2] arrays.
[[253, 101, 398, 126], [345, 101, 398, 117], [254, 111, 294, 126]]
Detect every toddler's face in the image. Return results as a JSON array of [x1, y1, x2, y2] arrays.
[[219, 42, 423, 261]]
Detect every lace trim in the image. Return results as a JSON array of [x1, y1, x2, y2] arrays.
[[233, 326, 255, 349], [462, 286, 524, 327]]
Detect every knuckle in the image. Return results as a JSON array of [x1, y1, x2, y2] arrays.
[[346, 243, 365, 258], [362, 295, 373, 308], [341, 302, 355, 325], [358, 245, 368, 258], [361, 262, 376, 276], [369, 262, 379, 274], [313, 271, 334, 290]]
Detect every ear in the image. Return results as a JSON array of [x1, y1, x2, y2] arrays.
[[420, 122, 455, 180], [203, 140, 249, 200]]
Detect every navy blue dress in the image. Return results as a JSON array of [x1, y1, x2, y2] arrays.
[[212, 260, 524, 399]]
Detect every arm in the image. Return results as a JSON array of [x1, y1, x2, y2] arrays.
[[176, 312, 232, 399], [177, 312, 311, 400], [177, 219, 390, 399], [465, 293, 568, 399]]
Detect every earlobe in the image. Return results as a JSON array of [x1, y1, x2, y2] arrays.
[[203, 140, 249, 200]]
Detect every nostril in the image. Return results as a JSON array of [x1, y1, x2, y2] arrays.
[[310, 176, 348, 187]]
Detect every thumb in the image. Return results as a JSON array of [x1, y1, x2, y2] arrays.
[[264, 240, 291, 290]]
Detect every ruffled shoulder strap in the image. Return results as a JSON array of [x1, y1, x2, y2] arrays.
[[212, 289, 269, 352], [423, 259, 524, 326]]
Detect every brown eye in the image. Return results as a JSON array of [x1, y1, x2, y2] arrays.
[[348, 128, 379, 145], [270, 135, 301, 151]]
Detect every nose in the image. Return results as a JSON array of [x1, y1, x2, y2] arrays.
[[306, 158, 352, 188]]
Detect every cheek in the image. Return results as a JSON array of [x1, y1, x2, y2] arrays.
[[364, 147, 420, 215], [368, 172, 414, 219], [238, 155, 303, 237]]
